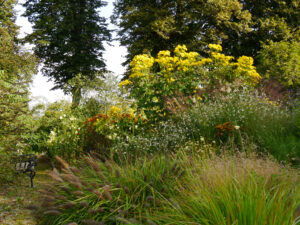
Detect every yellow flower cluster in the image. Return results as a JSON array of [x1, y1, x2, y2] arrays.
[[119, 79, 132, 88], [211, 52, 234, 65], [129, 54, 155, 78], [108, 106, 122, 116], [208, 45, 261, 85], [155, 45, 201, 74], [208, 44, 223, 52], [128, 44, 261, 86], [155, 50, 176, 73], [174, 45, 188, 54], [234, 56, 262, 84]]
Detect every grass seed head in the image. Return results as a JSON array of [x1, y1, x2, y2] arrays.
[[124, 186, 130, 194], [105, 161, 113, 172], [61, 201, 76, 209], [103, 185, 112, 201], [70, 167, 81, 174], [80, 201, 89, 207], [146, 196, 154, 202], [43, 209, 62, 216], [55, 156, 70, 170], [96, 207, 104, 213], [49, 169, 63, 182], [90, 181, 99, 188], [93, 190, 104, 200], [85, 157, 101, 172], [55, 195, 68, 201], [74, 190, 84, 197]]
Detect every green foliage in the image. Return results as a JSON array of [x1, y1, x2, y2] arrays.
[[0, 71, 32, 151], [0, 0, 36, 152], [112, 0, 252, 70], [0, 150, 15, 183], [112, 0, 299, 72], [239, 0, 300, 57], [26, 101, 84, 160], [26, 73, 134, 160], [257, 40, 300, 88], [23, 0, 111, 92], [38, 153, 300, 225], [187, 90, 300, 161], [0, 0, 18, 36], [81, 105, 142, 156], [81, 73, 129, 112], [113, 89, 300, 162], [112, 115, 205, 156]]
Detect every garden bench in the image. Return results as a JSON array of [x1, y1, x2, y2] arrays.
[[12, 154, 37, 188]]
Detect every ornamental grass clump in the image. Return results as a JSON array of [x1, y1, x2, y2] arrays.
[[38, 153, 300, 225], [149, 153, 300, 225], [38, 155, 183, 224]]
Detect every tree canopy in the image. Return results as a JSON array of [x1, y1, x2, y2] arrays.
[[112, 0, 299, 74], [23, 0, 111, 101]]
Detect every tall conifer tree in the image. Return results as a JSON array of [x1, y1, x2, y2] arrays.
[[23, 0, 111, 105]]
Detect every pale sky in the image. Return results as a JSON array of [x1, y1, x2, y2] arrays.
[[15, 0, 127, 105]]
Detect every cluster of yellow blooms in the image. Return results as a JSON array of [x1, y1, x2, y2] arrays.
[[119, 43, 261, 87], [128, 54, 154, 78], [118, 79, 132, 88], [234, 56, 262, 84], [211, 52, 234, 65], [208, 44, 223, 52], [108, 106, 122, 116], [155, 45, 213, 75]]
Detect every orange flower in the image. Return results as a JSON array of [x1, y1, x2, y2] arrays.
[[216, 122, 234, 136]]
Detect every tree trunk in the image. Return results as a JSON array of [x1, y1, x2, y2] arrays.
[[71, 86, 81, 109]]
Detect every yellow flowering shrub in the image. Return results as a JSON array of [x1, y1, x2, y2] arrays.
[[121, 44, 261, 122]]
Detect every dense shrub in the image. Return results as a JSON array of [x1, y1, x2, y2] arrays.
[[25, 102, 85, 160], [257, 40, 300, 88], [82, 106, 144, 156], [188, 90, 300, 161], [113, 89, 300, 162], [112, 115, 204, 156]]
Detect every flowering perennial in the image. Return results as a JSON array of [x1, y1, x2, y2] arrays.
[[120, 44, 262, 121]]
